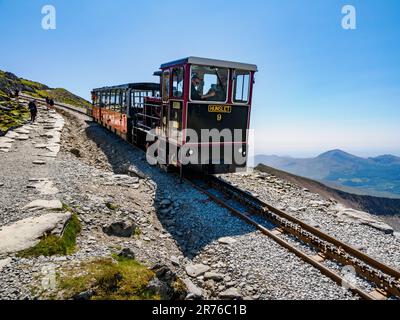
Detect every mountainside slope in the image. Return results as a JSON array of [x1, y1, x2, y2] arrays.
[[255, 163, 400, 230], [254, 150, 400, 198], [0, 70, 91, 134]]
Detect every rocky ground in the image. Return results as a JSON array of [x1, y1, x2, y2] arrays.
[[221, 173, 400, 271], [0, 101, 398, 300]]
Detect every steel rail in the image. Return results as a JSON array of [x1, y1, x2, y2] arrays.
[[186, 177, 376, 300], [210, 175, 400, 280], [187, 175, 400, 300]]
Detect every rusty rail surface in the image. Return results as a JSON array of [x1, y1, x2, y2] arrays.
[[186, 175, 400, 300]]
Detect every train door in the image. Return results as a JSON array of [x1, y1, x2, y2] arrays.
[[169, 67, 184, 142], [169, 66, 184, 165], [126, 89, 133, 143], [157, 70, 170, 164], [161, 70, 170, 138]]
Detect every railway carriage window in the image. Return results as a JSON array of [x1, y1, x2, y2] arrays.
[[115, 92, 120, 106], [106, 92, 111, 108], [121, 91, 127, 113], [162, 71, 170, 102], [190, 65, 228, 102], [233, 70, 250, 103], [172, 67, 184, 98], [102, 93, 107, 108], [116, 91, 123, 112], [110, 92, 116, 110]]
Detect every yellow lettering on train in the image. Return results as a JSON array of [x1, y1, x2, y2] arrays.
[[208, 105, 232, 113]]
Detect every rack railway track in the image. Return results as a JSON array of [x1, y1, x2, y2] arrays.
[[17, 94, 400, 300], [186, 174, 400, 301]]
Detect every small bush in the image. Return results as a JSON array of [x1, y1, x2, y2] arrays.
[[59, 256, 159, 300], [133, 227, 142, 237], [106, 202, 118, 211]]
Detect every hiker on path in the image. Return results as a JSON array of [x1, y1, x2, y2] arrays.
[[49, 98, 55, 110], [28, 100, 38, 123], [45, 97, 51, 110]]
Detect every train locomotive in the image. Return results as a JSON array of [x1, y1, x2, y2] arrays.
[[90, 57, 257, 175]]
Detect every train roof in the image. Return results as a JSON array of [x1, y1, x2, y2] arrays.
[[161, 56, 258, 72], [92, 82, 160, 92]]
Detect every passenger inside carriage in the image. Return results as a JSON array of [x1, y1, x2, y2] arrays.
[[191, 74, 203, 100], [191, 73, 216, 101], [191, 66, 228, 102]]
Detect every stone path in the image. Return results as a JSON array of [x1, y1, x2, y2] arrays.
[[0, 212, 71, 255], [0, 105, 66, 256], [0, 258, 11, 272]]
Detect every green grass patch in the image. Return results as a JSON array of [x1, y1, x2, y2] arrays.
[[0, 105, 30, 133], [106, 202, 119, 211], [62, 203, 74, 212], [2, 69, 91, 112], [58, 256, 159, 300], [34, 88, 92, 109], [18, 213, 81, 258], [20, 79, 48, 91], [133, 227, 142, 237], [0, 90, 9, 100]]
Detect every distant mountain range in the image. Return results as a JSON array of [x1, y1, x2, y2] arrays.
[[255, 164, 400, 231], [253, 150, 400, 198]]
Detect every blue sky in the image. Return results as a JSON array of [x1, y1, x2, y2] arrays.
[[1, 0, 399, 157]]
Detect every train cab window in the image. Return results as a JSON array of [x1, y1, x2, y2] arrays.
[[233, 70, 250, 103], [162, 71, 170, 102], [172, 67, 184, 98], [190, 65, 228, 102]]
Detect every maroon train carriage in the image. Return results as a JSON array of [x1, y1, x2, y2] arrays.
[[91, 83, 160, 141], [90, 57, 258, 174]]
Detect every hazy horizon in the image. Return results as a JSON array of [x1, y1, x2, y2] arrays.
[[252, 149, 400, 159]]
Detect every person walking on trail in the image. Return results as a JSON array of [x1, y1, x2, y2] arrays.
[[45, 97, 50, 110], [49, 98, 55, 109], [28, 100, 38, 123]]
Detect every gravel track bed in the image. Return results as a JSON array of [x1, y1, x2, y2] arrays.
[[221, 173, 400, 271], [0, 106, 369, 300]]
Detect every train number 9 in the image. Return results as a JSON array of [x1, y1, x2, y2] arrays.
[[217, 114, 222, 122]]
